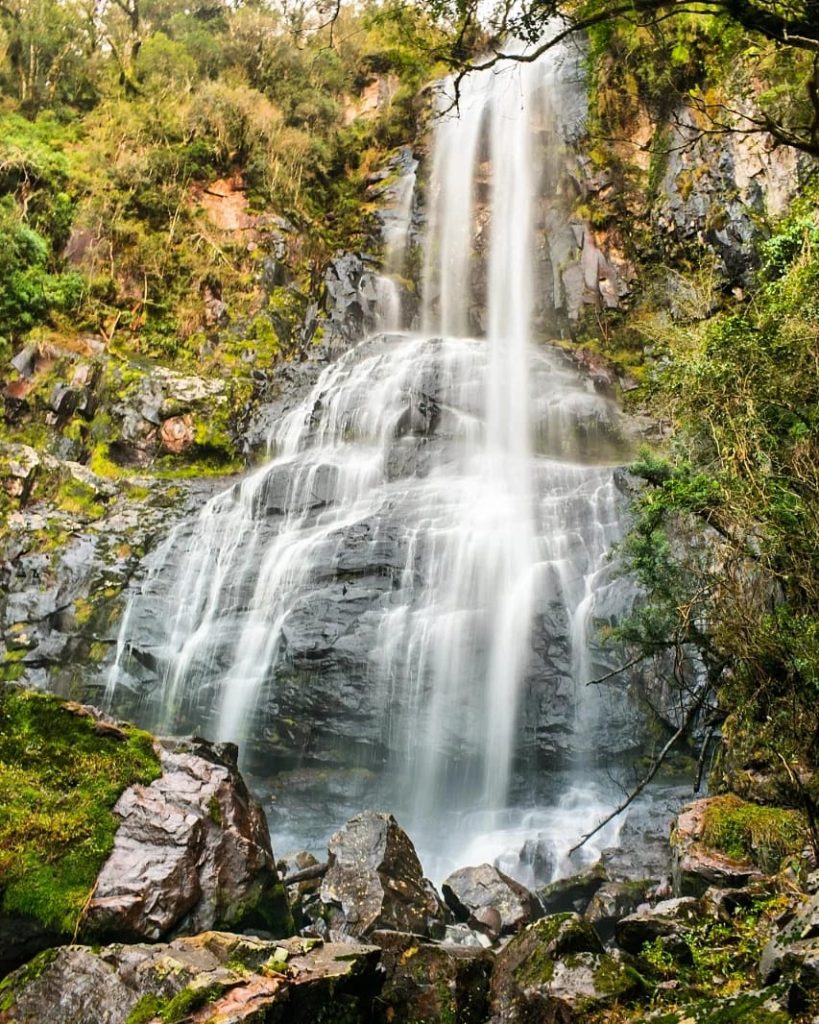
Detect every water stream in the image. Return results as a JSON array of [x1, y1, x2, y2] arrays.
[[106, 47, 671, 883]]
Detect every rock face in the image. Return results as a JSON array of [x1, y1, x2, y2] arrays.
[[442, 864, 542, 938], [672, 800, 765, 897], [84, 736, 291, 942], [319, 253, 381, 355], [0, 933, 381, 1024], [319, 812, 448, 940]]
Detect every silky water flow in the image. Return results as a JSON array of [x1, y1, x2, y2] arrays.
[[107, 47, 659, 885]]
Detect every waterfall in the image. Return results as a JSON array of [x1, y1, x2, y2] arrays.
[[107, 44, 643, 880]]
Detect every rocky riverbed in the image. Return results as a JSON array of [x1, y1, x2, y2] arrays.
[[1, 688, 817, 1024]]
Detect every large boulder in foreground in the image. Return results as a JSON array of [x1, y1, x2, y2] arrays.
[[490, 913, 643, 1022], [319, 811, 448, 939], [0, 933, 380, 1024], [442, 863, 541, 939], [84, 736, 292, 942], [371, 930, 493, 1024], [0, 688, 291, 979]]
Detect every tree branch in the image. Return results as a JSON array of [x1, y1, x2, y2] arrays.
[[568, 682, 710, 854]]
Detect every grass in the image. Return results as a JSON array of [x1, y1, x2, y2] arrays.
[[0, 687, 161, 936]]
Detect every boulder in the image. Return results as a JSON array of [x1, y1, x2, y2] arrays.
[[490, 914, 643, 1022], [319, 811, 448, 940], [0, 933, 381, 1024], [671, 800, 765, 897], [84, 736, 292, 941], [538, 863, 607, 916], [760, 891, 819, 985], [371, 930, 492, 1024], [442, 863, 541, 939], [615, 897, 703, 959], [584, 880, 652, 943]]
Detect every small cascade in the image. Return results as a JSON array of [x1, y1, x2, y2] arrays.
[[107, 43, 648, 881], [375, 153, 417, 331]]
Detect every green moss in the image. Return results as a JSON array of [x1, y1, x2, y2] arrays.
[[124, 982, 226, 1024], [642, 989, 790, 1023], [701, 795, 807, 872], [593, 954, 646, 999], [125, 993, 163, 1024], [54, 477, 105, 519], [0, 948, 59, 1012], [159, 982, 224, 1023], [207, 795, 223, 826], [0, 688, 162, 937], [227, 878, 294, 938]]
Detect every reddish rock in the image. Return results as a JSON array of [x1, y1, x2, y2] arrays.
[[159, 414, 195, 453], [671, 799, 765, 897], [442, 863, 541, 938], [84, 737, 291, 942], [0, 933, 380, 1024]]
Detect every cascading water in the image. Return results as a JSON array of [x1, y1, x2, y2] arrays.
[[107, 46, 661, 882]]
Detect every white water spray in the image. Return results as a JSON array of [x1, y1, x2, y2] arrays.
[[108, 45, 642, 877]]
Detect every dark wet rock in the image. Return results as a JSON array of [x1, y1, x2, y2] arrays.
[[0, 915, 61, 981], [615, 897, 703, 958], [319, 811, 448, 940], [0, 476, 217, 699], [760, 891, 819, 985], [490, 914, 642, 1022], [538, 863, 607, 916], [584, 880, 652, 943], [241, 361, 325, 454], [371, 930, 492, 1024], [320, 253, 380, 355], [0, 933, 380, 1024], [442, 863, 541, 938], [84, 735, 292, 942], [671, 800, 765, 897], [598, 784, 683, 885]]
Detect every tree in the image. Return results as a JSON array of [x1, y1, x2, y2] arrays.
[[378, 0, 819, 156]]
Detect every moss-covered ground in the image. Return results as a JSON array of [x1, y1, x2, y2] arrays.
[[0, 687, 161, 936]]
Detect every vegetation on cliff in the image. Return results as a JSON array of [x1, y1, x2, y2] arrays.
[[0, 0, 445, 481]]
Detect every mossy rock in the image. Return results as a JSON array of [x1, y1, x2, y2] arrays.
[[0, 687, 161, 969], [492, 912, 604, 1007], [700, 795, 807, 874]]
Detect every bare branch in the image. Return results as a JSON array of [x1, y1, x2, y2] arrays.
[[585, 653, 648, 686], [568, 682, 710, 855]]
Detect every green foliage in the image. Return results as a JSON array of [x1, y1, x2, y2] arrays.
[[0, 688, 161, 936], [618, 207, 819, 783], [639, 891, 790, 1015], [0, 203, 85, 342], [700, 795, 807, 871]]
